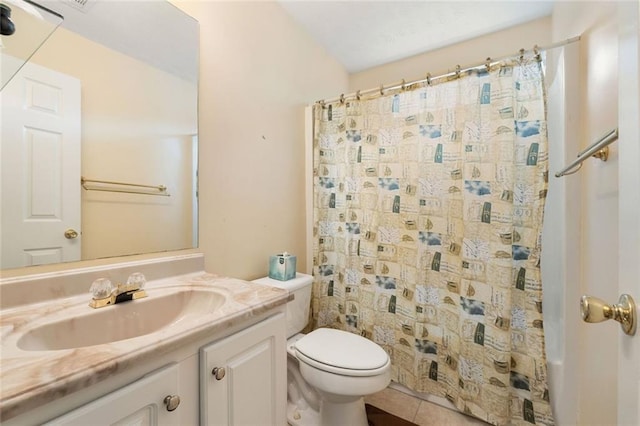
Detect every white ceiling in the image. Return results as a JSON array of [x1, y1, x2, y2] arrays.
[[278, 1, 555, 73]]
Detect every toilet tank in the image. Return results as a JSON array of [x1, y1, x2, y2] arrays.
[[251, 273, 313, 338]]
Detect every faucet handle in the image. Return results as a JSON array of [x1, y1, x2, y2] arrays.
[[125, 272, 146, 291], [90, 278, 115, 300]]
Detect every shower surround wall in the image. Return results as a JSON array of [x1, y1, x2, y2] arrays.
[[550, 3, 621, 425]]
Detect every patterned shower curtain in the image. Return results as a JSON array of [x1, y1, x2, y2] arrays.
[[311, 56, 553, 426]]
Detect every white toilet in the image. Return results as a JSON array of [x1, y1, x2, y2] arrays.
[[252, 273, 391, 426]]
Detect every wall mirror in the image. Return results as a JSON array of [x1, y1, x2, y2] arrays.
[[1, 0, 199, 270], [0, 0, 63, 90]]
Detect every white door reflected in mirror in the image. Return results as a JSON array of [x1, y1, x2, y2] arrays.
[[1, 59, 81, 269], [0, 0, 199, 270]]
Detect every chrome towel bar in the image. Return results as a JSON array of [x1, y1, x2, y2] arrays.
[[555, 128, 618, 178], [81, 177, 170, 196]]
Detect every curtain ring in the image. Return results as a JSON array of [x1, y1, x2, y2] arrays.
[[519, 48, 525, 61], [455, 65, 461, 78], [380, 84, 384, 95], [339, 94, 345, 104], [485, 57, 491, 71], [319, 99, 326, 108], [534, 45, 541, 62], [356, 90, 361, 100], [426, 73, 432, 86], [401, 79, 406, 91]]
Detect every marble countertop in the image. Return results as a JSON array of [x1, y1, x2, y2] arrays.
[[0, 272, 289, 422]]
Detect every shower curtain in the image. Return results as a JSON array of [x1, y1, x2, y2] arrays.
[[311, 56, 553, 426]]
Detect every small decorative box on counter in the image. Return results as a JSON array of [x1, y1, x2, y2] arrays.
[[268, 252, 297, 281]]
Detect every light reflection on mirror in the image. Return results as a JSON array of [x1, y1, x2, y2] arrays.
[[0, 0, 63, 90], [0, 0, 199, 270]]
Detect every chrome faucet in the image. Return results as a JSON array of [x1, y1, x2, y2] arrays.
[[89, 272, 148, 309]]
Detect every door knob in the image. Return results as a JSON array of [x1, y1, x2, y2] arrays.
[[580, 294, 636, 336], [64, 229, 79, 239]]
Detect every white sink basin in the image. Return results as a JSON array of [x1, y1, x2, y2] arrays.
[[17, 288, 226, 351]]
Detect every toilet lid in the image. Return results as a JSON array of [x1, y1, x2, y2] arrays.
[[295, 328, 389, 372]]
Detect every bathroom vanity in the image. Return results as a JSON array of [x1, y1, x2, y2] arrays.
[[0, 253, 288, 425]]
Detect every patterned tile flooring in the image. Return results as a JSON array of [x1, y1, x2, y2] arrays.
[[365, 386, 490, 426]]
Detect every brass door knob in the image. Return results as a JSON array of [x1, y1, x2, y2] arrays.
[[64, 229, 79, 239], [163, 395, 181, 412], [212, 367, 226, 380], [580, 294, 637, 336]]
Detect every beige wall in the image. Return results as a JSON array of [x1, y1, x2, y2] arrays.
[[172, 1, 349, 280], [551, 2, 620, 425], [29, 28, 197, 261], [349, 16, 551, 92], [173, 2, 553, 281]]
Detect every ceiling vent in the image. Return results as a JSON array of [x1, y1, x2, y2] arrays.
[[60, 0, 95, 13]]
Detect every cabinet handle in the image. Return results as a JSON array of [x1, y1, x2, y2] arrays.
[[163, 395, 181, 412], [212, 367, 226, 380]]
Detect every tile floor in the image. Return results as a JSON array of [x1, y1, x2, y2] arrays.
[[365, 386, 489, 426]]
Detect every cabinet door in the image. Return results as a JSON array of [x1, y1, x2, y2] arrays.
[[200, 313, 286, 426], [45, 364, 182, 426]]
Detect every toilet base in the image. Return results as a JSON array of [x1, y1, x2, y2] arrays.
[[318, 395, 368, 426], [287, 401, 320, 426], [287, 348, 321, 426], [286, 396, 368, 426]]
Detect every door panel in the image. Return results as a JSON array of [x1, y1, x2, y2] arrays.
[[617, 2, 640, 424], [1, 59, 81, 269], [200, 314, 286, 426]]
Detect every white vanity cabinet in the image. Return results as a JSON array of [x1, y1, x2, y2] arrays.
[[200, 312, 287, 426], [2, 307, 286, 426], [9, 311, 287, 426], [45, 363, 193, 426]]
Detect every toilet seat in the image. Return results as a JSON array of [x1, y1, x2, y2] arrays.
[[295, 328, 390, 377]]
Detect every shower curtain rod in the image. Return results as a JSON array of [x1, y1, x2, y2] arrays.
[[317, 35, 581, 105]]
